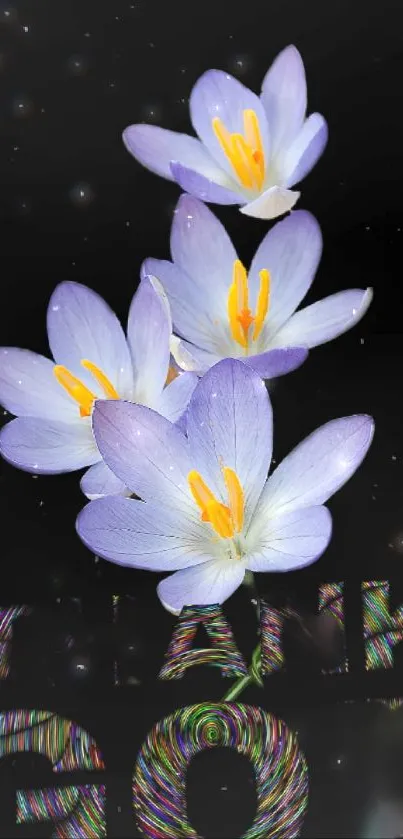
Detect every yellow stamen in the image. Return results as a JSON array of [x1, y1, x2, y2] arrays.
[[187, 467, 244, 540], [53, 366, 96, 418], [54, 359, 120, 417], [212, 108, 265, 191], [252, 269, 271, 342], [243, 109, 265, 188], [227, 260, 271, 350], [228, 260, 254, 348], [230, 134, 254, 189], [204, 499, 234, 539], [223, 467, 244, 533], [81, 360, 120, 400]]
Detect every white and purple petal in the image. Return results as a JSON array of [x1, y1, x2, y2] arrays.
[[77, 496, 212, 570], [0, 416, 98, 474], [242, 347, 308, 379], [247, 210, 322, 331], [186, 358, 272, 525], [157, 558, 246, 614], [142, 259, 227, 354], [92, 400, 197, 518], [80, 460, 131, 500], [282, 113, 328, 187], [246, 505, 332, 571], [239, 185, 300, 220], [122, 123, 229, 183], [256, 414, 374, 519], [269, 288, 373, 349], [260, 45, 307, 156], [154, 371, 198, 423], [170, 161, 241, 205], [171, 196, 238, 303], [127, 277, 171, 406], [47, 282, 133, 397], [169, 337, 221, 375], [0, 348, 78, 421], [189, 69, 270, 180]]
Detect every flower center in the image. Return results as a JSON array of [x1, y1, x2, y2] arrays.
[[227, 259, 270, 350], [188, 466, 244, 539], [53, 359, 120, 417], [212, 109, 265, 191]]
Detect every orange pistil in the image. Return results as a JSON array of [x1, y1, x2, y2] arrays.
[[54, 359, 120, 417], [227, 260, 271, 349], [212, 108, 265, 191], [188, 466, 244, 540]]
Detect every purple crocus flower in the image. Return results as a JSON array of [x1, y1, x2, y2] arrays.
[[123, 45, 328, 220], [0, 277, 197, 499], [77, 358, 374, 614], [142, 196, 373, 379]]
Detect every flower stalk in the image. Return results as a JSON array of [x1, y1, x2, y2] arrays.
[[222, 571, 264, 702]]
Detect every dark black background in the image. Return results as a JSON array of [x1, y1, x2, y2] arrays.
[[1, 0, 403, 835]]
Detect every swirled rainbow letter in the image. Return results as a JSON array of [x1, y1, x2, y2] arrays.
[[17, 785, 106, 837], [0, 710, 106, 836], [134, 703, 308, 839], [159, 605, 248, 679], [0, 606, 30, 679]]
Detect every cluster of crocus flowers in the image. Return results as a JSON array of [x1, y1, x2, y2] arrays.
[[0, 44, 376, 614]]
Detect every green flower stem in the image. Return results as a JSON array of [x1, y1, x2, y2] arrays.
[[222, 643, 263, 700], [221, 571, 263, 702]]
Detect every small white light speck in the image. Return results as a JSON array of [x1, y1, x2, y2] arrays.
[[22, 24, 29, 32], [392, 455, 397, 461], [360, 338, 365, 344], [221, 785, 228, 791]]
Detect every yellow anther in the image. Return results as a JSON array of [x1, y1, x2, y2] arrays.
[[188, 467, 244, 540], [252, 269, 271, 342], [81, 360, 120, 400], [243, 109, 265, 187], [53, 366, 96, 418], [228, 260, 271, 350], [228, 260, 254, 348], [54, 359, 120, 417], [212, 108, 265, 191], [204, 499, 234, 539], [223, 466, 244, 533]]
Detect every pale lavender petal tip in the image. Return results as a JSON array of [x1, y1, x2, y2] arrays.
[[170, 162, 241, 205], [243, 347, 308, 379]]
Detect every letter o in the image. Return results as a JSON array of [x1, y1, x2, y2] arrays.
[[134, 703, 308, 839]]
